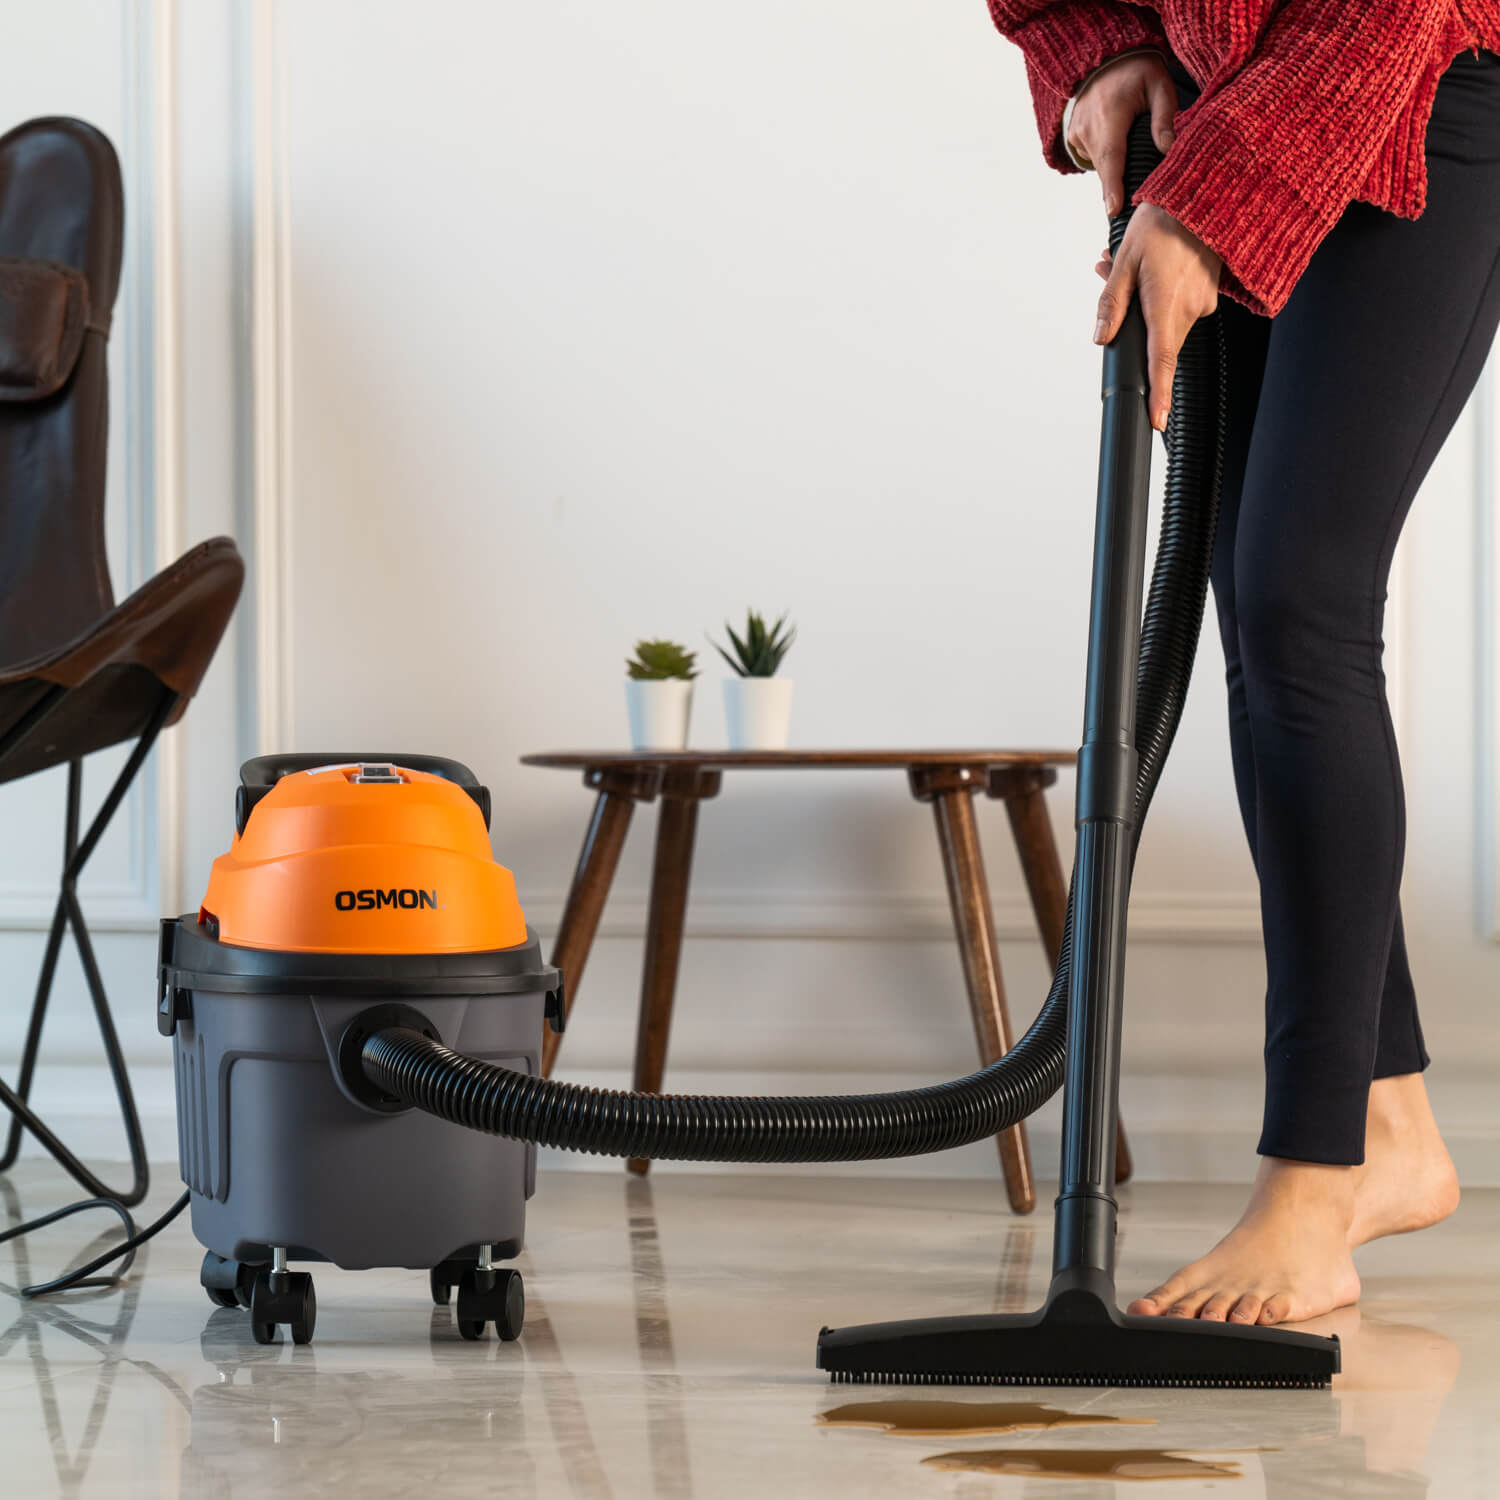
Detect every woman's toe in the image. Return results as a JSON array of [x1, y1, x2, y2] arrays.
[[1165, 1289, 1211, 1319], [1199, 1293, 1236, 1323], [1228, 1294, 1263, 1324], [1259, 1294, 1293, 1326], [1129, 1281, 1179, 1317]]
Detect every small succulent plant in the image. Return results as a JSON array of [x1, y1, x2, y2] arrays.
[[713, 609, 796, 678], [626, 639, 699, 681]]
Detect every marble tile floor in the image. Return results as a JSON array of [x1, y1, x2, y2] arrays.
[[1, 1163, 1495, 1498]]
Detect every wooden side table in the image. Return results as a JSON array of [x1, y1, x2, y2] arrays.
[[520, 750, 1132, 1214]]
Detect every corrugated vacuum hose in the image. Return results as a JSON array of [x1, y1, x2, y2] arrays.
[[360, 119, 1226, 1166]]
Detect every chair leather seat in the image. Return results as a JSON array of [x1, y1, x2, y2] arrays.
[[0, 537, 244, 785], [0, 117, 243, 785]]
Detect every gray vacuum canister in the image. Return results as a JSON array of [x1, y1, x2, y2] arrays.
[[156, 753, 562, 1346]]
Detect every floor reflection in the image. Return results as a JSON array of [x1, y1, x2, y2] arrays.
[[625, 1177, 693, 1500], [180, 1344, 539, 1499], [2, 1178, 188, 1499], [1262, 1306, 1462, 1497], [503, 1277, 611, 1500], [991, 1221, 1037, 1313]]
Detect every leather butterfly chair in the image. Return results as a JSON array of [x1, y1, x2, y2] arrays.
[[0, 118, 244, 1208]]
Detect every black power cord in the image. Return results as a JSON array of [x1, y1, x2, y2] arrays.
[[0, 1190, 189, 1297]]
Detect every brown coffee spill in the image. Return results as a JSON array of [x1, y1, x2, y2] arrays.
[[922, 1447, 1253, 1482], [816, 1399, 1155, 1439]]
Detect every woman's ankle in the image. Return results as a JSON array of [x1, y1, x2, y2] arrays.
[[1366, 1071, 1439, 1136], [1349, 1077, 1460, 1245], [1251, 1156, 1357, 1216]]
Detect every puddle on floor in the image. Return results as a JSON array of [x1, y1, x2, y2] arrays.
[[817, 1399, 1155, 1439], [923, 1447, 1261, 1481]]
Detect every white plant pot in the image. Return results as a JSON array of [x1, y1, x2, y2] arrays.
[[625, 678, 694, 750], [722, 677, 795, 750]]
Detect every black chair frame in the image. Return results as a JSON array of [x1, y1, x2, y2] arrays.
[[0, 685, 181, 1207]]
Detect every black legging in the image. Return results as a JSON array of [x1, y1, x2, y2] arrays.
[[1179, 48, 1500, 1163]]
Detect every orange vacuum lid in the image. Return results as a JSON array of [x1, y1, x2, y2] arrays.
[[200, 760, 528, 954]]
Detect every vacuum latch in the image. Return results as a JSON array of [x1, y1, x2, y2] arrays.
[[156, 917, 193, 1037], [351, 762, 407, 784]]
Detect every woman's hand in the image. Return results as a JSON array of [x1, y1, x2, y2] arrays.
[[1093, 207, 1221, 431], [1066, 53, 1178, 217], [1071, 51, 1221, 431]]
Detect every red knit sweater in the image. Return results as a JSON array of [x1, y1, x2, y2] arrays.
[[988, 1, 1500, 315]]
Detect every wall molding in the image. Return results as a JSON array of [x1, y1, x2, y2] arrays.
[[250, 0, 295, 755], [1478, 356, 1500, 942], [0, 887, 164, 934], [525, 886, 1264, 945], [149, 0, 185, 917]]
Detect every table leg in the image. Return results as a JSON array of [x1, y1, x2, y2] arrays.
[[542, 768, 659, 1078], [1001, 767, 1134, 1186], [628, 770, 720, 1176], [912, 766, 1035, 1215]]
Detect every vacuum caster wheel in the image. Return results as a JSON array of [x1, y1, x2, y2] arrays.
[[496, 1270, 525, 1343], [200, 1252, 250, 1309], [456, 1267, 524, 1343], [429, 1260, 469, 1306], [249, 1268, 317, 1346], [290, 1279, 317, 1346]]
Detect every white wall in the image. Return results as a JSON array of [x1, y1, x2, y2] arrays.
[[2, 0, 1497, 1185]]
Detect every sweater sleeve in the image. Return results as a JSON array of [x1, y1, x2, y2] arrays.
[[987, 2, 1169, 172], [1134, 0, 1451, 317]]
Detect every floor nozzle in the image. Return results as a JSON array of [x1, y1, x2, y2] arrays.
[[816, 1267, 1340, 1389]]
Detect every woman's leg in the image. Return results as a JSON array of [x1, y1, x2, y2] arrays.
[[1209, 296, 1431, 1106], [1133, 48, 1500, 1324], [1209, 301, 1457, 1252]]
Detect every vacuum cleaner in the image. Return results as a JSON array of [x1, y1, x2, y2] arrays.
[[156, 754, 557, 1344], [156, 120, 1340, 1386]]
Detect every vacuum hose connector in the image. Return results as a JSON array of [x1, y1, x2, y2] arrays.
[[360, 118, 1226, 1165]]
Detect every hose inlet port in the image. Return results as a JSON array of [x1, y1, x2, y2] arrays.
[[337, 1004, 442, 1113]]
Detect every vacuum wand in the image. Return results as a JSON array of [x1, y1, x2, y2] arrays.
[[1054, 247, 1153, 1282]]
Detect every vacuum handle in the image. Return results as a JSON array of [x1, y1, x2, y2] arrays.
[[1080, 115, 1163, 803], [239, 752, 483, 790], [1095, 111, 1161, 460], [235, 753, 492, 834]]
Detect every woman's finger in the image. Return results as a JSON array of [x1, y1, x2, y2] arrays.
[[1143, 300, 1183, 431], [1149, 74, 1178, 154], [1093, 139, 1126, 219], [1094, 244, 1136, 345]]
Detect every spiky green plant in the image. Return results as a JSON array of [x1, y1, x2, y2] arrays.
[[712, 609, 796, 678], [626, 639, 699, 681]]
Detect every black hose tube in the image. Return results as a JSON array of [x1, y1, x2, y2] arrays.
[[362, 120, 1225, 1164]]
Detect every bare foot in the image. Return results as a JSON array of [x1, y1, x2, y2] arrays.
[[1349, 1073, 1460, 1248], [1128, 1158, 1362, 1326]]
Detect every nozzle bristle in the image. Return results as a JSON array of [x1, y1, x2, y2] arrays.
[[827, 1369, 1330, 1389]]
